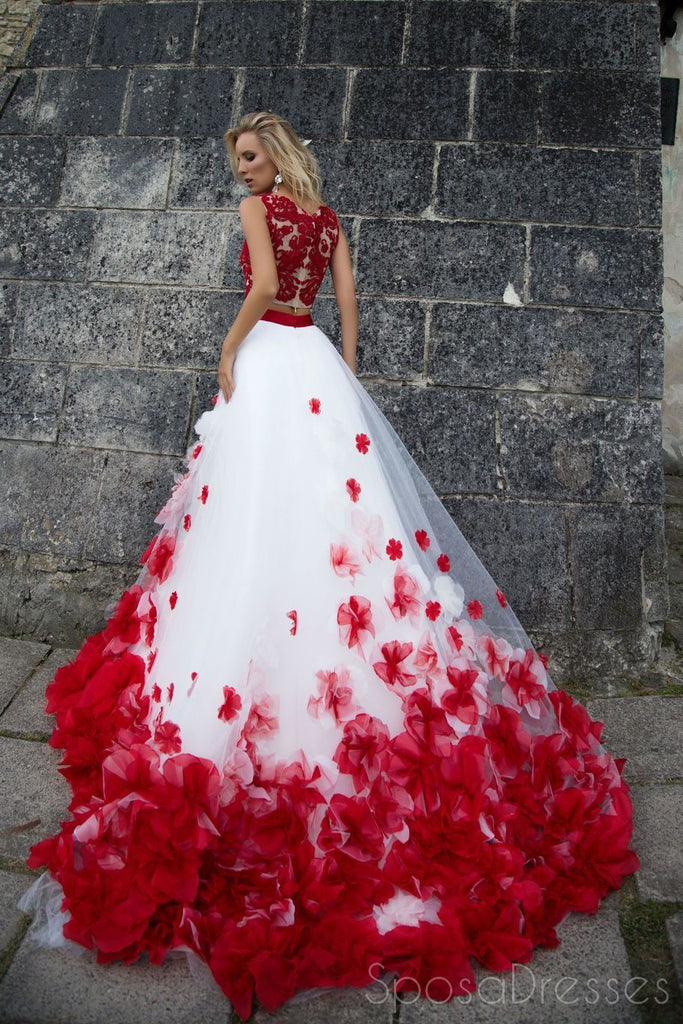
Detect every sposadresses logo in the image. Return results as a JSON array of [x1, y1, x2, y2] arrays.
[[364, 962, 671, 1009]]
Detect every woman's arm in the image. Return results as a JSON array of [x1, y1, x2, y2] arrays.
[[218, 197, 279, 401], [329, 226, 358, 375]]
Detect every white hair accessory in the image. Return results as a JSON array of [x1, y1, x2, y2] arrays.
[[302, 139, 312, 146]]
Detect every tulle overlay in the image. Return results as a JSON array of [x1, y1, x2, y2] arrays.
[[18, 315, 640, 1020]]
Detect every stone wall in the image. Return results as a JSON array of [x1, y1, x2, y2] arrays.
[[0, 0, 668, 688]]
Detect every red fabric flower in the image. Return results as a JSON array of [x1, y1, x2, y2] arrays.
[[192, 443, 203, 459], [386, 537, 403, 560], [140, 532, 176, 582], [169, 591, 178, 609], [309, 397, 321, 414], [167, 683, 174, 702], [146, 649, 157, 672], [308, 666, 357, 727], [346, 478, 361, 502], [152, 683, 162, 703], [373, 640, 416, 690], [425, 601, 441, 621], [337, 595, 375, 658], [415, 528, 430, 551], [330, 541, 362, 582], [437, 553, 450, 572], [199, 485, 209, 504], [102, 585, 143, 654], [183, 514, 191, 531], [287, 609, 297, 636], [333, 713, 390, 789], [154, 719, 182, 754], [218, 686, 242, 723], [187, 670, 199, 697], [355, 432, 370, 453], [496, 588, 507, 607], [211, 393, 218, 405], [386, 566, 423, 625], [467, 599, 483, 620]]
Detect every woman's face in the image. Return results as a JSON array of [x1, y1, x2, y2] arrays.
[[235, 132, 278, 195]]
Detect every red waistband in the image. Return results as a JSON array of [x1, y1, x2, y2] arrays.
[[259, 308, 314, 328]]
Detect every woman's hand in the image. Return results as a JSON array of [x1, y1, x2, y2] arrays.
[[218, 346, 237, 403]]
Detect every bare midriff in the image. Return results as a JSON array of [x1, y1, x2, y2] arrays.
[[266, 299, 312, 317]]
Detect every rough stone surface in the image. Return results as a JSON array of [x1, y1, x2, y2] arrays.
[[0, 0, 668, 689], [631, 784, 683, 902], [0, 644, 75, 734], [585, 696, 683, 783], [0, 736, 70, 861]]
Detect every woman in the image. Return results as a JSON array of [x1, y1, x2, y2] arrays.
[[17, 111, 640, 1020]]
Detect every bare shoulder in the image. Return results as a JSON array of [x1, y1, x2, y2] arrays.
[[239, 195, 267, 215]]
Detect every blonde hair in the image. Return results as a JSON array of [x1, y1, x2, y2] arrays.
[[224, 111, 323, 207]]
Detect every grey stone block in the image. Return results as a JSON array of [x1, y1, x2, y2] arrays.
[[0, 549, 136, 646], [22, 4, 96, 68], [639, 313, 664, 400], [0, 209, 94, 281], [584, 696, 683, 784], [399, 892, 642, 1023], [0, 442, 105, 557], [241, 67, 347, 140], [350, 69, 470, 140], [314, 297, 425, 380], [127, 67, 237, 137], [638, 150, 663, 228], [0, 136, 65, 207], [304, 0, 404, 66], [0, 736, 70, 861], [666, 911, 683, 998], [0, 282, 17, 356], [35, 69, 128, 135], [437, 144, 637, 227], [499, 394, 664, 504], [0, 939, 229, 1024], [140, 287, 241, 367], [442, 496, 571, 630], [364, 383, 497, 494], [0, 635, 50, 718], [0, 70, 39, 134], [61, 366, 194, 455], [515, 1, 636, 70], [631, 783, 683, 902], [89, 210, 232, 287], [428, 305, 640, 397], [531, 622, 660, 691], [472, 71, 539, 144], [197, 0, 301, 65], [0, 644, 76, 736], [85, 449, 184, 563], [316, 140, 434, 216], [253, 985, 394, 1023], [357, 220, 526, 301], [60, 137, 174, 210], [0, 870, 35, 950], [0, 360, 68, 442], [635, 0, 661, 72], [13, 283, 141, 365], [91, 1, 196, 65], [169, 137, 243, 209], [530, 226, 662, 311], [541, 71, 661, 147], [407, 0, 511, 68], [638, 504, 669, 623]]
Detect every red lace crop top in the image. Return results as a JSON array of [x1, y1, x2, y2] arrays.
[[240, 192, 340, 308]]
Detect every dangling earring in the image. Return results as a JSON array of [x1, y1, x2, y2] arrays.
[[273, 172, 283, 194]]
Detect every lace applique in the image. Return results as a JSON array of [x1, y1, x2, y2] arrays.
[[240, 193, 340, 308]]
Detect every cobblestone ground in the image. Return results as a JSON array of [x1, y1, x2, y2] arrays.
[[0, 0, 40, 72]]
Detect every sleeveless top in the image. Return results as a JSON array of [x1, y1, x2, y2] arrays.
[[240, 192, 340, 308]]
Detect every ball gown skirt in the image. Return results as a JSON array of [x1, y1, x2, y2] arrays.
[[17, 307, 640, 1020]]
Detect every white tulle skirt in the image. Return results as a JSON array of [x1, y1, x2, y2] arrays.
[[17, 311, 639, 1019]]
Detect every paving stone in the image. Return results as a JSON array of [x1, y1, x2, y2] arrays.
[[0, 209, 94, 281], [0, 736, 70, 862], [541, 71, 661, 147], [0, 939, 229, 1024], [315, 140, 434, 217], [0, 869, 35, 950], [350, 68, 469, 140], [91, 1, 196, 66], [0, 636, 49, 718], [240, 67, 347, 140], [0, 645, 76, 735], [139, 286, 241, 367], [472, 71, 539, 144], [0, 360, 67, 442], [638, 150, 663, 228], [357, 219, 526, 301], [168, 137, 242, 209], [437, 144, 637, 226], [515, 1, 636, 70], [639, 313, 664, 399], [60, 136, 174, 209], [0, 135, 65, 206], [197, 0, 301, 66], [13, 282, 141, 364], [631, 783, 683, 902], [428, 304, 640, 397], [0, 69, 38, 133], [0, 281, 17, 356], [304, 0, 404, 66], [60, 365, 194, 455], [126, 67, 238, 137], [252, 984, 394, 1022], [584, 696, 683, 783], [407, 0, 511, 68], [530, 226, 662, 311], [399, 892, 643, 1023], [665, 910, 683, 996], [35, 68, 128, 135], [89, 210, 231, 287], [21, 3, 95, 67]]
